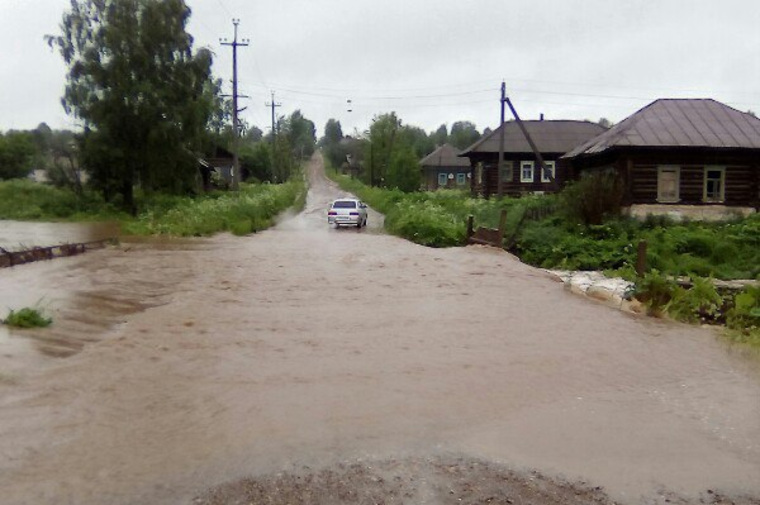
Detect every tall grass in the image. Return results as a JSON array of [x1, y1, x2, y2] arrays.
[[0, 179, 117, 220], [124, 179, 305, 236], [0, 177, 306, 237]]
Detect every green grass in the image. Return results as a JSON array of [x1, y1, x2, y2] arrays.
[[122, 179, 306, 236], [2, 307, 52, 328], [0, 177, 307, 237]]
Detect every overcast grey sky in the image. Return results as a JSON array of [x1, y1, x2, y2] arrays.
[[2, 0, 759, 137]]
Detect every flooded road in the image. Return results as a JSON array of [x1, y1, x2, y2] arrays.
[[1, 155, 759, 505]]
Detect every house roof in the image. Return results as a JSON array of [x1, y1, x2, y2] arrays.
[[419, 143, 470, 168], [564, 99, 760, 159], [459, 120, 607, 156]]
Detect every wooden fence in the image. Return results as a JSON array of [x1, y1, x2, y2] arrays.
[[467, 203, 557, 249]]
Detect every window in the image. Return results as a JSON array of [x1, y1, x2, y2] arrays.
[[499, 161, 514, 182], [657, 166, 680, 202], [438, 172, 448, 186], [520, 161, 535, 183], [332, 200, 357, 209], [541, 161, 556, 183], [704, 167, 725, 202], [456, 173, 466, 185]]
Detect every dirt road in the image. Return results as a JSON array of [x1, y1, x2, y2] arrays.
[[1, 155, 759, 504]]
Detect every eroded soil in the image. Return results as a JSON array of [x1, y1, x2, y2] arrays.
[[1, 155, 759, 505]]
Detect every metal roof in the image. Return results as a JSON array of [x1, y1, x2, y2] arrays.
[[459, 120, 607, 156], [419, 143, 470, 167], [564, 99, 760, 159]]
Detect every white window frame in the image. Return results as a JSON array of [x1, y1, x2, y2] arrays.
[[456, 173, 466, 185], [437, 172, 448, 186], [520, 161, 535, 183], [499, 161, 514, 182], [657, 165, 681, 203], [703, 166, 726, 202], [541, 161, 556, 183]]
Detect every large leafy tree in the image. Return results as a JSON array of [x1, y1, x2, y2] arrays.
[[287, 110, 316, 160], [48, 0, 218, 212], [320, 118, 346, 169], [449, 121, 480, 150], [431, 124, 448, 147], [0, 131, 37, 180]]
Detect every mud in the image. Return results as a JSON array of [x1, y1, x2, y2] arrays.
[[1, 155, 759, 505]]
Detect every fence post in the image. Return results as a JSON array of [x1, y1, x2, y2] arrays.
[[466, 215, 474, 240], [497, 209, 507, 239], [636, 240, 648, 277]]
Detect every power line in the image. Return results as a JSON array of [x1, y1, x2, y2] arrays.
[[214, 0, 234, 18]]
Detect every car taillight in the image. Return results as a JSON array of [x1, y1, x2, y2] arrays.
[[350, 212, 359, 216], [328, 211, 337, 216]]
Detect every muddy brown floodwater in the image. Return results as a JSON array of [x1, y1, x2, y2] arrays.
[[1, 155, 759, 505]]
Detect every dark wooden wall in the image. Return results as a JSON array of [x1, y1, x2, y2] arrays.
[[467, 152, 567, 197], [569, 148, 759, 208]]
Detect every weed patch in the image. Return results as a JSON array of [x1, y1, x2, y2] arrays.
[[3, 307, 52, 328]]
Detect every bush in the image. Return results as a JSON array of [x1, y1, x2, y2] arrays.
[[633, 270, 678, 316], [726, 286, 760, 343], [666, 277, 723, 324], [3, 307, 52, 328], [560, 170, 624, 225], [385, 200, 465, 247]]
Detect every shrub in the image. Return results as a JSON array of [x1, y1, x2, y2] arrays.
[[633, 270, 678, 316], [666, 277, 723, 324], [560, 170, 624, 225], [726, 286, 760, 338], [3, 307, 52, 328]]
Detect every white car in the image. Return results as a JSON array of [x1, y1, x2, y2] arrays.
[[327, 198, 368, 228]]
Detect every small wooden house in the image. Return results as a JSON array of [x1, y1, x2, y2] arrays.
[[459, 120, 607, 197], [419, 144, 471, 190], [562, 99, 760, 220], [199, 145, 237, 190]]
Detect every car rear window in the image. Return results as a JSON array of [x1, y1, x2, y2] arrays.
[[332, 201, 357, 209]]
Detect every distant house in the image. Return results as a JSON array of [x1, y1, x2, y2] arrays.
[[419, 144, 471, 190], [459, 120, 607, 197], [562, 99, 760, 220], [199, 145, 236, 190]]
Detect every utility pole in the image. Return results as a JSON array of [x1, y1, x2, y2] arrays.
[[220, 19, 249, 191], [502, 88, 559, 192], [265, 91, 282, 181], [498, 81, 506, 198], [265, 91, 282, 137]]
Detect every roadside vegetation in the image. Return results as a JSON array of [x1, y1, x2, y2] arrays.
[[0, 177, 305, 237]]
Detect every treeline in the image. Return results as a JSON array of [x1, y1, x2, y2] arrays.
[[320, 114, 483, 192]]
